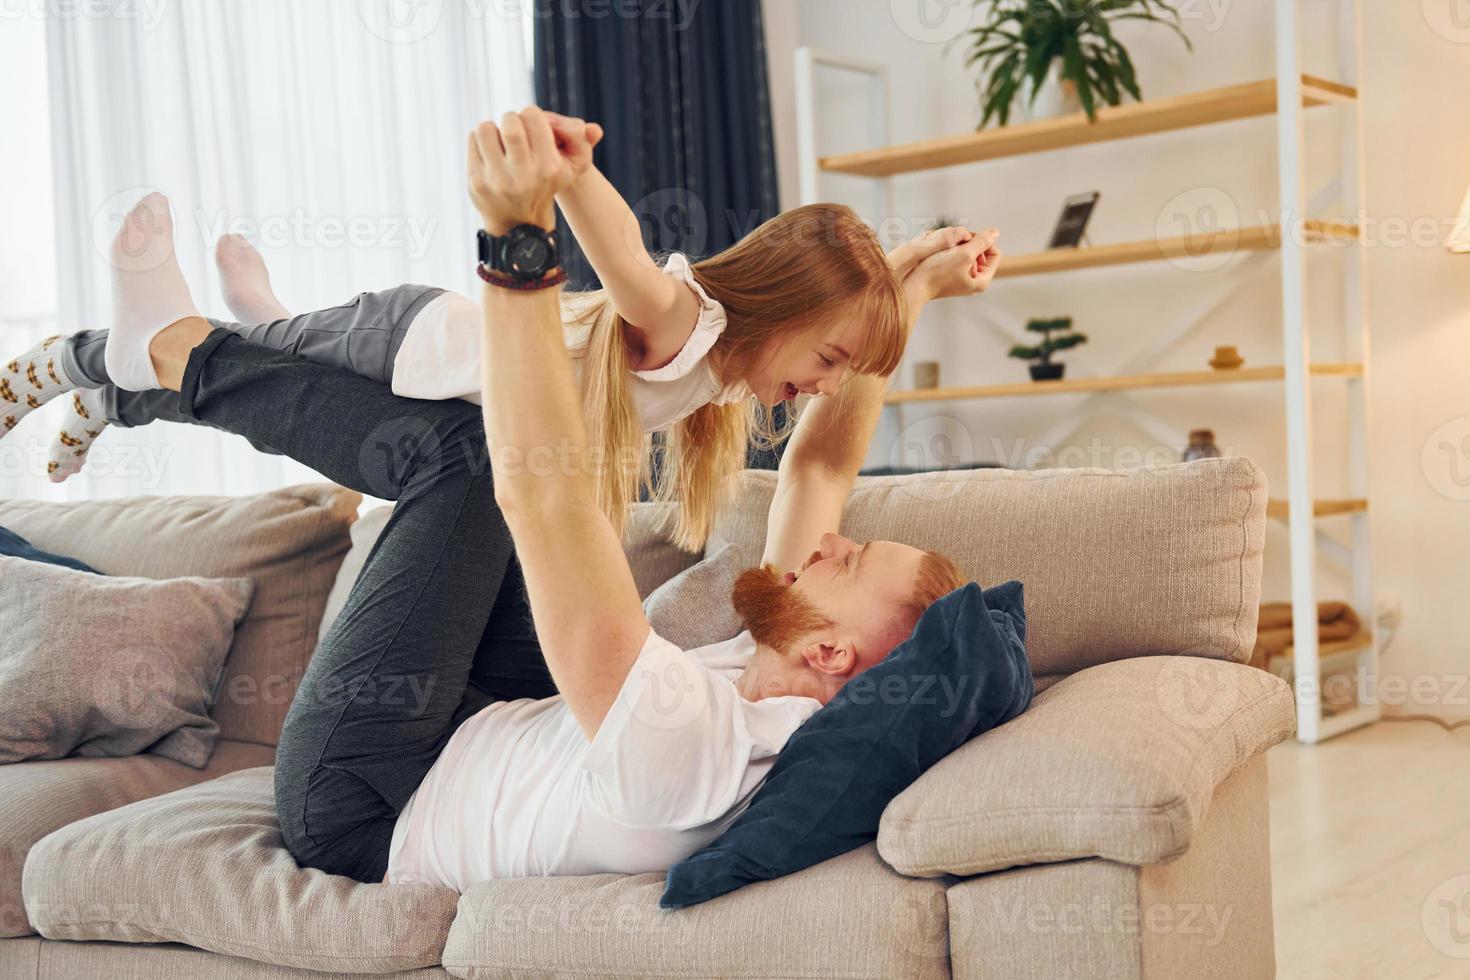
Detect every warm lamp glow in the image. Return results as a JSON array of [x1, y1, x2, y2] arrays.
[[1451, 185, 1470, 253]]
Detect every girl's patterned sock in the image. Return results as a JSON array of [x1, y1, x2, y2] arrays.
[[47, 388, 110, 483], [1, 335, 77, 436]]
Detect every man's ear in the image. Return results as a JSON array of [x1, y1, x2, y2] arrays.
[[801, 638, 857, 678]]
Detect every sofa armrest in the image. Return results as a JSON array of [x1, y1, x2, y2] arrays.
[[877, 656, 1294, 878]]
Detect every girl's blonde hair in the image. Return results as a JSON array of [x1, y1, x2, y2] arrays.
[[572, 203, 907, 551]]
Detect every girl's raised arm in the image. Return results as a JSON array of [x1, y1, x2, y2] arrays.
[[546, 114, 701, 372]]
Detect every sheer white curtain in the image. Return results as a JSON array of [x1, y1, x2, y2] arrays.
[[0, 16, 64, 504], [31, 0, 532, 501]]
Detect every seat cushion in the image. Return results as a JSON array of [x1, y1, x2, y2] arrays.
[[0, 484, 360, 746], [0, 739, 273, 938], [442, 844, 951, 980], [709, 458, 1267, 678], [22, 767, 459, 974], [876, 655, 1295, 877]]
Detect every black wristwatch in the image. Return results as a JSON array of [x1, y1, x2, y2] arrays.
[[478, 225, 560, 282]]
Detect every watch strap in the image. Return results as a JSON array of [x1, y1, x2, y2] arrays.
[[477, 264, 568, 291]]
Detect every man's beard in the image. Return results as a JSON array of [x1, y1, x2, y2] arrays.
[[731, 564, 833, 653]]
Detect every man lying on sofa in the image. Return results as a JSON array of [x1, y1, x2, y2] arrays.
[[93, 106, 1000, 891]]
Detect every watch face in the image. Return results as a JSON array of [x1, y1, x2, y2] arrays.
[[507, 235, 552, 278]]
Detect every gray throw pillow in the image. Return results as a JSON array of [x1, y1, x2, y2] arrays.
[[643, 543, 748, 650], [0, 556, 254, 768]]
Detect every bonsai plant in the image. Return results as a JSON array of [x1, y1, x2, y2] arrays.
[[964, 0, 1192, 128], [1009, 316, 1088, 381]]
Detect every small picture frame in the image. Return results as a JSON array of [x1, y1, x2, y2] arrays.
[[1048, 192, 1100, 249]]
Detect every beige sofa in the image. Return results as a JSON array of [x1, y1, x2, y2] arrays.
[[0, 459, 1294, 980]]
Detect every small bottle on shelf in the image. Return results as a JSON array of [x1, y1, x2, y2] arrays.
[[1183, 428, 1222, 462]]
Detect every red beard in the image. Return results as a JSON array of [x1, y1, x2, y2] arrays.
[[731, 564, 833, 653]]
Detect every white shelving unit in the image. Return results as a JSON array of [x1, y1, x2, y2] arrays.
[[794, 0, 1378, 743]]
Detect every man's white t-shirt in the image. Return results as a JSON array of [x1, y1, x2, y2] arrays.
[[390, 253, 751, 433], [384, 629, 821, 891]]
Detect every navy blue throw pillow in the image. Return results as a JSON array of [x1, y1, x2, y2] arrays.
[[0, 525, 99, 574], [661, 580, 1033, 909]]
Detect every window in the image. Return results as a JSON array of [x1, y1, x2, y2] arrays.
[[0, 16, 59, 330]]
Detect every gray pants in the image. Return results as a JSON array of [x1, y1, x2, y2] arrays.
[[64, 284, 445, 445], [173, 328, 551, 883]]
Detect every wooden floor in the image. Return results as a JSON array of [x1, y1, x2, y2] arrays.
[[1270, 720, 1470, 979]]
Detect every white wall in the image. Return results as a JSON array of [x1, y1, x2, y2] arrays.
[[765, 0, 1470, 719]]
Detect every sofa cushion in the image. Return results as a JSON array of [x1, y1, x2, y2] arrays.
[[876, 655, 1295, 877], [0, 739, 274, 938], [709, 459, 1267, 678], [319, 501, 702, 643], [0, 525, 97, 573], [5, 941, 456, 980], [0, 557, 253, 768], [623, 501, 702, 597], [641, 542, 746, 650], [22, 767, 458, 974], [317, 505, 390, 645], [442, 844, 950, 980], [0, 484, 360, 746]]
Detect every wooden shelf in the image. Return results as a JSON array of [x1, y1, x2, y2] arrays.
[[1267, 498, 1368, 520], [885, 363, 1363, 405], [1279, 630, 1374, 661], [992, 220, 1358, 280], [820, 75, 1357, 177]]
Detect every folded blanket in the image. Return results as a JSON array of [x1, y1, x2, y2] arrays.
[[1252, 600, 1362, 667]]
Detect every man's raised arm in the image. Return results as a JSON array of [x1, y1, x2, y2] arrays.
[[469, 107, 649, 739]]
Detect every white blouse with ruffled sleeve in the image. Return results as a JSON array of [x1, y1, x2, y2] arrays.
[[390, 252, 751, 433]]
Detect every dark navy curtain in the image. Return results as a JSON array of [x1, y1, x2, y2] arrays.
[[533, 0, 781, 285], [534, 0, 786, 469]]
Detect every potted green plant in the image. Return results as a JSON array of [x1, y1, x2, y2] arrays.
[[964, 0, 1192, 128], [1009, 317, 1088, 381]]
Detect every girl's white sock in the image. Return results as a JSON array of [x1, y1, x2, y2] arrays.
[[216, 234, 291, 323], [1, 335, 76, 436], [103, 192, 201, 391], [48, 388, 110, 483]]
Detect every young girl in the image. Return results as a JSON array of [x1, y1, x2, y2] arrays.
[[3, 114, 972, 550]]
